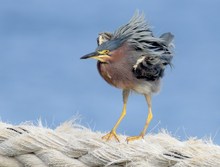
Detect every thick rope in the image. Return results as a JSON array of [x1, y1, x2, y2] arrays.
[[0, 121, 219, 167]]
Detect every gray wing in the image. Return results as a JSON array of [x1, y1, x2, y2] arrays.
[[132, 32, 174, 81], [145, 32, 174, 55]]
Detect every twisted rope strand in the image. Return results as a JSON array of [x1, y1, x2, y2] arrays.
[[0, 121, 219, 167]]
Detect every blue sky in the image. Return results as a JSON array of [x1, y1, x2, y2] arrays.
[[0, 0, 219, 144]]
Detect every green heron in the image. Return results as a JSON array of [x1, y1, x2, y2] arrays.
[[81, 13, 174, 142]]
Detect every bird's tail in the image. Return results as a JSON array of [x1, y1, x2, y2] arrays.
[[160, 32, 174, 46], [159, 32, 174, 67]]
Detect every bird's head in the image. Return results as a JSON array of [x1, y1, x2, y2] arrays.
[[81, 37, 129, 63]]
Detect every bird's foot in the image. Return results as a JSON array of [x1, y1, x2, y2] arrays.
[[102, 130, 120, 142], [126, 134, 144, 143]]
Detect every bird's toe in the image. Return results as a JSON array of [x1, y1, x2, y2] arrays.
[[126, 135, 144, 143], [102, 130, 120, 142]]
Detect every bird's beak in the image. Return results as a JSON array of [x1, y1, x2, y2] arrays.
[[80, 52, 98, 59], [80, 52, 110, 62]]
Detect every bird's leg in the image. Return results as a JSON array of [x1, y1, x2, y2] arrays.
[[126, 95, 153, 142], [102, 89, 130, 142]]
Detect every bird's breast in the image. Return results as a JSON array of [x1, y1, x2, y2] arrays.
[[97, 61, 135, 89]]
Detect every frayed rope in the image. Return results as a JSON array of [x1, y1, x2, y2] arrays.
[[0, 121, 219, 167]]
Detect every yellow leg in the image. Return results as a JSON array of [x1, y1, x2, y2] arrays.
[[126, 95, 153, 142], [102, 89, 130, 142]]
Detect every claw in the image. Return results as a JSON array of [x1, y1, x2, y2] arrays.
[[102, 130, 120, 142]]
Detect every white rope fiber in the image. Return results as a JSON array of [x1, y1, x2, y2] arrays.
[[0, 120, 219, 167]]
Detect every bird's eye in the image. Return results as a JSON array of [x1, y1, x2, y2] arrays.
[[104, 50, 110, 54], [98, 50, 110, 55]]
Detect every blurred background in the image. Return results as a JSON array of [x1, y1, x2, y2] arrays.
[[0, 0, 219, 144]]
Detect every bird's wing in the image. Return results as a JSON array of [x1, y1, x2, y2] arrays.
[[132, 32, 174, 81], [132, 55, 169, 81], [144, 32, 174, 55]]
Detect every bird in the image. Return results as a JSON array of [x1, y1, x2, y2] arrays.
[[81, 12, 174, 142]]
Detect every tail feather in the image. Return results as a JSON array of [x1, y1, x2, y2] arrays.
[[160, 32, 174, 46]]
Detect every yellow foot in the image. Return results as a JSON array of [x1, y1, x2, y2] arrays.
[[102, 130, 120, 142], [126, 135, 144, 143]]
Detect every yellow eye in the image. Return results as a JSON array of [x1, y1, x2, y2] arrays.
[[98, 50, 110, 55]]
